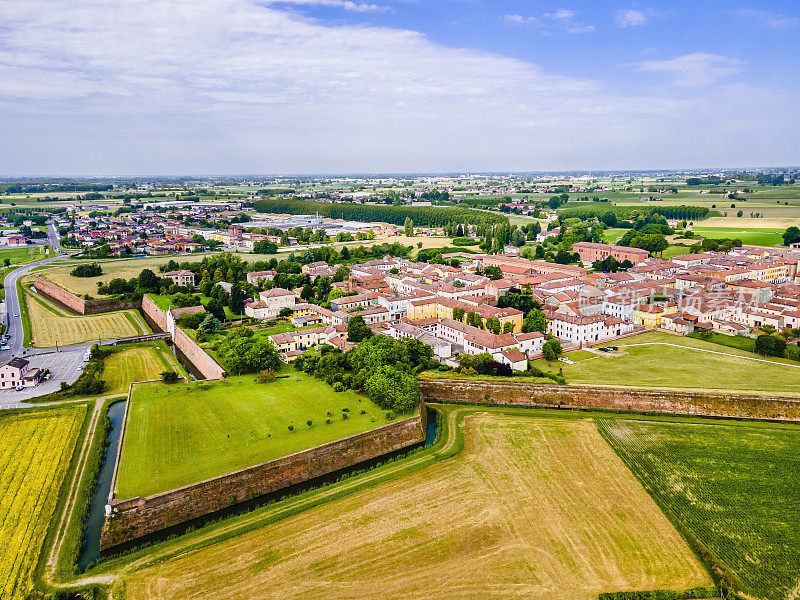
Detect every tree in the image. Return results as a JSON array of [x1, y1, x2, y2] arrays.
[[205, 298, 226, 322], [138, 269, 159, 293], [300, 284, 314, 301], [452, 306, 465, 321], [200, 314, 221, 332], [783, 226, 800, 246], [502, 321, 514, 334], [228, 284, 245, 316], [253, 240, 278, 254], [542, 338, 562, 363], [754, 334, 786, 357], [364, 365, 418, 413], [522, 309, 547, 334], [404, 217, 414, 237], [737, 210, 744, 217], [347, 315, 373, 342], [278, 306, 294, 318], [161, 370, 179, 384]]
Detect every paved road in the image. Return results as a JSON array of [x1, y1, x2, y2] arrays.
[[0, 221, 88, 408]]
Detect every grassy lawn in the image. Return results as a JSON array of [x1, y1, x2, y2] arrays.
[[0, 245, 48, 266], [662, 244, 692, 259], [114, 369, 403, 499], [24, 287, 148, 347], [0, 405, 86, 600], [531, 331, 800, 394], [101, 342, 185, 395], [691, 226, 785, 247], [599, 417, 800, 600], [601, 228, 627, 243], [121, 411, 711, 600]]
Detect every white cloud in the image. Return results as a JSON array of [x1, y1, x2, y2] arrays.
[[615, 9, 649, 27], [504, 8, 594, 34], [735, 9, 798, 31], [630, 53, 742, 87], [0, 0, 795, 174], [263, 0, 388, 12]]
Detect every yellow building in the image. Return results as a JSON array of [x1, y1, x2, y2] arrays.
[[631, 303, 677, 328]]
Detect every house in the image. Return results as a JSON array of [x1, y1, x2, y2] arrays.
[[0, 357, 30, 388], [246, 270, 276, 286], [163, 269, 195, 288], [631, 303, 677, 328], [572, 242, 650, 265], [252, 287, 296, 318]]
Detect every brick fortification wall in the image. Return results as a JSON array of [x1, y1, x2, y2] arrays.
[[140, 294, 224, 380], [100, 413, 425, 550], [420, 378, 800, 422], [34, 276, 85, 313], [34, 276, 137, 314]]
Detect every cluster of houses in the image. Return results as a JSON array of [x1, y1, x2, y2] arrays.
[[233, 241, 800, 371]]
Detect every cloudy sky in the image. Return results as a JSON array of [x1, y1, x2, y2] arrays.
[[0, 0, 798, 175]]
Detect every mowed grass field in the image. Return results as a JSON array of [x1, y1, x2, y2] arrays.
[[24, 289, 147, 347], [531, 331, 800, 394], [0, 245, 48, 266], [122, 413, 711, 600], [599, 418, 800, 600], [0, 406, 86, 600], [691, 226, 785, 246], [102, 342, 185, 395], [114, 371, 402, 499]]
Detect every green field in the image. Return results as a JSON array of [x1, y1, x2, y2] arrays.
[[0, 245, 48, 266], [691, 226, 785, 246], [114, 370, 404, 499], [101, 342, 185, 395], [530, 331, 800, 394], [121, 410, 711, 600], [599, 417, 800, 600]]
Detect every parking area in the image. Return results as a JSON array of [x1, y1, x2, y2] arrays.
[[0, 346, 89, 408]]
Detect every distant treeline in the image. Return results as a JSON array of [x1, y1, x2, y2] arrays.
[[559, 205, 710, 222], [0, 208, 66, 223], [251, 198, 508, 228], [0, 183, 114, 194]]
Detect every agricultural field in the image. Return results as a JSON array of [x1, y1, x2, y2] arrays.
[[599, 417, 800, 600], [0, 405, 86, 600], [24, 289, 147, 347], [114, 370, 403, 499], [530, 331, 800, 394], [690, 226, 785, 247], [120, 412, 711, 600], [101, 342, 185, 395]]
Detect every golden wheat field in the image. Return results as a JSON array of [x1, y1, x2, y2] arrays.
[[122, 414, 711, 600], [0, 406, 86, 600]]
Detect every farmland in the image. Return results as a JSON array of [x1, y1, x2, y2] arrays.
[[530, 331, 800, 394], [599, 417, 800, 600], [101, 342, 185, 395], [690, 226, 785, 247], [0, 405, 86, 600], [114, 370, 402, 499], [23, 288, 147, 346], [120, 412, 711, 600]]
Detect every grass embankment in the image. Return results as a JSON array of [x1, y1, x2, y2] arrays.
[[599, 417, 800, 600], [102, 342, 184, 395], [528, 331, 800, 394], [0, 405, 86, 600], [23, 285, 147, 347], [119, 410, 711, 600], [114, 369, 403, 499]]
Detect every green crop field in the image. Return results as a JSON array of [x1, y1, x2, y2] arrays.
[[690, 226, 785, 246], [530, 331, 800, 394], [114, 370, 404, 499], [0, 405, 86, 600], [599, 417, 800, 600], [121, 412, 711, 600]]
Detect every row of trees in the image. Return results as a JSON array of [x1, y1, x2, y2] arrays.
[[251, 198, 508, 228]]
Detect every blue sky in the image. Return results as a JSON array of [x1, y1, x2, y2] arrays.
[[0, 0, 798, 175]]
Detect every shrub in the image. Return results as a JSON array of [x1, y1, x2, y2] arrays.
[[385, 411, 395, 420], [287, 425, 294, 431], [257, 368, 277, 383], [71, 262, 103, 277], [326, 419, 331, 424], [342, 413, 349, 420], [360, 409, 366, 415], [332, 381, 344, 392], [161, 370, 179, 384], [306, 420, 312, 427]]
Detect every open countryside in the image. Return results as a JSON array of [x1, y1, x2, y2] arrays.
[[121, 412, 712, 600]]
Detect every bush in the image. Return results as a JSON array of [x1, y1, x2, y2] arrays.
[[287, 425, 294, 431], [71, 263, 103, 277], [257, 368, 277, 383], [161, 370, 179, 384], [342, 413, 349, 420], [306, 420, 312, 427], [326, 419, 331, 424], [332, 381, 345, 392]]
